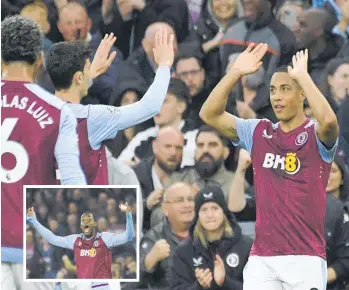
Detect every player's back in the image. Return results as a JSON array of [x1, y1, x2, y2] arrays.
[[64, 104, 109, 185], [249, 118, 334, 258], [1, 81, 68, 259]]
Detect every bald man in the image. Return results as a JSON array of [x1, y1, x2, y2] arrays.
[[56, 2, 122, 105], [139, 182, 195, 289], [124, 22, 178, 89], [132, 126, 185, 230], [296, 8, 344, 84]]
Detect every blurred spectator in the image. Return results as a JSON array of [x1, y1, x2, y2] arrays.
[[124, 22, 178, 88], [337, 40, 349, 57], [118, 78, 198, 168], [174, 47, 215, 128], [338, 92, 349, 161], [170, 186, 252, 289], [138, 182, 195, 288], [186, 0, 204, 27], [326, 155, 349, 202], [20, 1, 53, 53], [296, 8, 344, 85], [167, 126, 237, 199], [106, 70, 148, 158], [220, 0, 296, 82], [276, 0, 309, 42], [67, 214, 79, 234], [321, 0, 349, 39], [325, 193, 349, 290], [132, 126, 185, 230], [320, 58, 349, 112], [101, 0, 188, 58], [186, 0, 243, 83], [1, 0, 30, 20], [56, 2, 122, 104]]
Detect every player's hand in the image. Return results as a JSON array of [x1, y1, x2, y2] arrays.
[[119, 202, 132, 213], [153, 27, 175, 67], [151, 239, 171, 262], [230, 43, 268, 76], [90, 33, 117, 79], [26, 207, 37, 223], [214, 255, 226, 286], [195, 268, 213, 289], [237, 148, 252, 172], [287, 49, 309, 80], [146, 189, 164, 210]]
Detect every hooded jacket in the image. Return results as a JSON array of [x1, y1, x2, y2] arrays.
[[170, 187, 252, 290]]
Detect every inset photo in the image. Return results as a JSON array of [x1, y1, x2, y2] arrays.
[[24, 186, 140, 282]]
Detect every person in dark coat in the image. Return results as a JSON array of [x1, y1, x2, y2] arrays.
[[170, 185, 252, 290], [338, 92, 349, 162], [101, 0, 188, 58]]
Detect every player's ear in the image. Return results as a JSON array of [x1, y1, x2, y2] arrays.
[[35, 51, 44, 69], [300, 89, 306, 101], [74, 71, 84, 85], [223, 146, 230, 160]]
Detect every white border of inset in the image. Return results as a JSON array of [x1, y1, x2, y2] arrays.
[[23, 185, 141, 283]]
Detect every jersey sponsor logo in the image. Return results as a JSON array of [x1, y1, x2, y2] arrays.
[[193, 257, 203, 267], [80, 248, 97, 257], [295, 132, 308, 146], [262, 152, 301, 175], [226, 253, 239, 268]]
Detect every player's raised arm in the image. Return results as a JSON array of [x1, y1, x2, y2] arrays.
[[101, 203, 134, 248], [26, 207, 78, 250], [287, 50, 339, 147], [199, 43, 268, 140], [55, 105, 87, 184], [87, 28, 174, 147]]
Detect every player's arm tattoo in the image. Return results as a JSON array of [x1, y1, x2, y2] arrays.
[[227, 126, 237, 134]]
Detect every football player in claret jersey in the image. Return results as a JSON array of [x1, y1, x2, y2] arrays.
[[45, 28, 174, 185], [200, 44, 339, 290], [26, 204, 134, 279], [1, 15, 86, 290]]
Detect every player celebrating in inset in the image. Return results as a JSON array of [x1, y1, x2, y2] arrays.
[[200, 44, 339, 290], [45, 28, 174, 185], [27, 203, 134, 279], [1, 15, 86, 290]]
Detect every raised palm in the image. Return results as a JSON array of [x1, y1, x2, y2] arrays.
[[287, 49, 308, 80], [90, 33, 117, 79], [153, 28, 175, 67], [231, 43, 268, 75]]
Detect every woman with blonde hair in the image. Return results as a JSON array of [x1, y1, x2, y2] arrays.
[[170, 185, 252, 289]]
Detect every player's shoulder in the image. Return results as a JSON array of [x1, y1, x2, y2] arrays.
[[23, 83, 67, 110], [66, 103, 89, 119]]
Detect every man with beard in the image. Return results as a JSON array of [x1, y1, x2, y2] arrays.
[[132, 126, 185, 231], [167, 126, 241, 199]]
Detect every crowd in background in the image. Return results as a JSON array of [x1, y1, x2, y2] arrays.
[[5, 0, 349, 288], [25, 188, 137, 279]]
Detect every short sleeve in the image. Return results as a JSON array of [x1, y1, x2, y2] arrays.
[[232, 117, 262, 154], [314, 122, 338, 163]]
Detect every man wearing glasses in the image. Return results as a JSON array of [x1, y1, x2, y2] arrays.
[[137, 182, 196, 289]]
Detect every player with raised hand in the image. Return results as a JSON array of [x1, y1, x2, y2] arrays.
[[1, 15, 86, 290], [200, 44, 339, 290], [27, 204, 133, 279], [45, 28, 174, 185]]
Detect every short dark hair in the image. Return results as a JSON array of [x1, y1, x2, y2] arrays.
[[81, 211, 95, 220], [174, 41, 204, 70], [195, 125, 229, 147], [167, 78, 189, 103], [1, 15, 43, 65], [45, 41, 91, 90]]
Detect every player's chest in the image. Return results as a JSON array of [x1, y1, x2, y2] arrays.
[[75, 239, 106, 259]]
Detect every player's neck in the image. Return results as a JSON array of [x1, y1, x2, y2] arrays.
[[279, 113, 307, 133], [55, 90, 80, 104], [2, 63, 36, 82]]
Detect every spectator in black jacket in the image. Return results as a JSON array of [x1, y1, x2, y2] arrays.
[[101, 0, 188, 58], [220, 0, 296, 82], [338, 92, 349, 161], [125, 22, 178, 89], [296, 8, 344, 85], [170, 186, 252, 290], [325, 194, 349, 290]]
